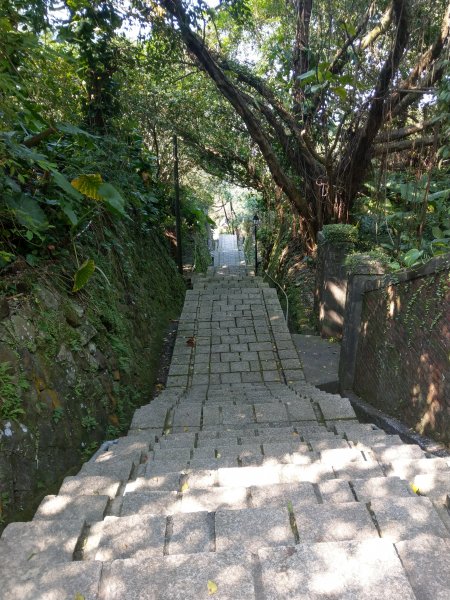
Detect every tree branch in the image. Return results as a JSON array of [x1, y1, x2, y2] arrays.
[[360, 5, 393, 50], [386, 3, 450, 120], [159, 0, 314, 222], [372, 135, 440, 155], [339, 0, 410, 199], [375, 119, 436, 143]]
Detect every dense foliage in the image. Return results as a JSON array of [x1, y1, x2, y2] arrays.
[[0, 0, 449, 272]]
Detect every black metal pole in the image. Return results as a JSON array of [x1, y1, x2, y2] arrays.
[[173, 135, 183, 275], [254, 221, 258, 275]]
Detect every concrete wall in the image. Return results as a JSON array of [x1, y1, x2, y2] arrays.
[[340, 254, 450, 444]]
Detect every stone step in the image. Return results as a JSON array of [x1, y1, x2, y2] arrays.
[[258, 539, 416, 599], [0, 561, 103, 600], [395, 534, 450, 600], [0, 519, 85, 569], [99, 551, 255, 599]]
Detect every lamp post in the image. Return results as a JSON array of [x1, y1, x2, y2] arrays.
[[253, 214, 260, 275]]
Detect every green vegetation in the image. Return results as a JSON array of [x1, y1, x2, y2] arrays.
[[322, 225, 359, 245], [0, 362, 28, 421]]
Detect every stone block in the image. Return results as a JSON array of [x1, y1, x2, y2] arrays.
[[258, 539, 416, 599], [33, 494, 109, 523], [218, 465, 280, 488], [125, 472, 182, 493], [100, 551, 255, 599], [371, 497, 450, 542], [388, 458, 449, 480], [181, 487, 248, 513], [317, 397, 357, 420], [85, 514, 166, 561], [80, 457, 135, 481], [215, 507, 294, 552], [250, 482, 317, 509], [59, 475, 120, 499], [169, 512, 214, 554], [254, 403, 288, 423], [317, 479, 354, 503], [294, 502, 377, 542], [352, 477, 414, 502], [395, 535, 450, 600], [121, 491, 180, 517], [0, 519, 84, 567], [285, 401, 317, 421], [0, 561, 103, 600]]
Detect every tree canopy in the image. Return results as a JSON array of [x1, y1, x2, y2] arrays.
[[1, 0, 449, 266]]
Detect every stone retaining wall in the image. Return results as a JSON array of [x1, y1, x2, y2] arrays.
[[340, 255, 450, 444]]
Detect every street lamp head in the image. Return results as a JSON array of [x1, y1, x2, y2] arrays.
[[253, 214, 260, 226]]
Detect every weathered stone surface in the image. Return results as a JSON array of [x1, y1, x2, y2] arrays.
[[0, 519, 84, 567], [0, 561, 103, 600], [215, 507, 294, 551], [352, 477, 414, 502], [395, 535, 450, 600], [33, 494, 109, 523], [180, 487, 248, 513], [294, 502, 377, 542], [59, 475, 121, 499], [317, 397, 357, 420], [317, 479, 354, 503], [100, 551, 255, 600], [250, 482, 317, 508], [125, 472, 181, 493], [85, 514, 166, 561], [121, 491, 180, 516], [169, 512, 214, 554], [258, 539, 416, 599], [371, 497, 450, 542]]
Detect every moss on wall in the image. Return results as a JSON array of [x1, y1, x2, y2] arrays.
[[0, 221, 185, 529]]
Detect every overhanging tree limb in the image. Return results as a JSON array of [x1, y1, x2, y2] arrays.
[[339, 0, 410, 201], [159, 0, 313, 225]]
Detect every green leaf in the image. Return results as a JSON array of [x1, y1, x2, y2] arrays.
[[297, 68, 316, 82], [432, 227, 443, 239], [6, 195, 48, 231], [402, 249, 424, 268], [71, 174, 103, 200], [61, 204, 79, 226], [333, 86, 347, 100], [55, 122, 97, 138], [52, 171, 83, 201], [97, 182, 126, 217], [72, 259, 95, 293], [428, 189, 450, 202]]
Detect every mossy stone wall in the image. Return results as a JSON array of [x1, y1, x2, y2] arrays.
[[0, 225, 185, 529]]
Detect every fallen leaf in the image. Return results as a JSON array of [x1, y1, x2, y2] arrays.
[[207, 580, 218, 595], [74, 594, 85, 600], [410, 482, 420, 495], [186, 337, 196, 347], [183, 426, 189, 432]]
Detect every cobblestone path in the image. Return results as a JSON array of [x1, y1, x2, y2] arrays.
[[1, 234, 450, 599]]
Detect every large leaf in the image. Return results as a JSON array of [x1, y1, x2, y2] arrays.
[[71, 174, 103, 200], [52, 171, 83, 201], [402, 249, 424, 268], [72, 258, 95, 293], [6, 195, 48, 231], [97, 182, 126, 217], [61, 203, 78, 226], [55, 122, 97, 138]]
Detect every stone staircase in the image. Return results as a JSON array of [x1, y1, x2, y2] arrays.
[[1, 234, 449, 599]]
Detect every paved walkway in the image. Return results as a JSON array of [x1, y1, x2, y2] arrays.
[[1, 235, 450, 599]]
